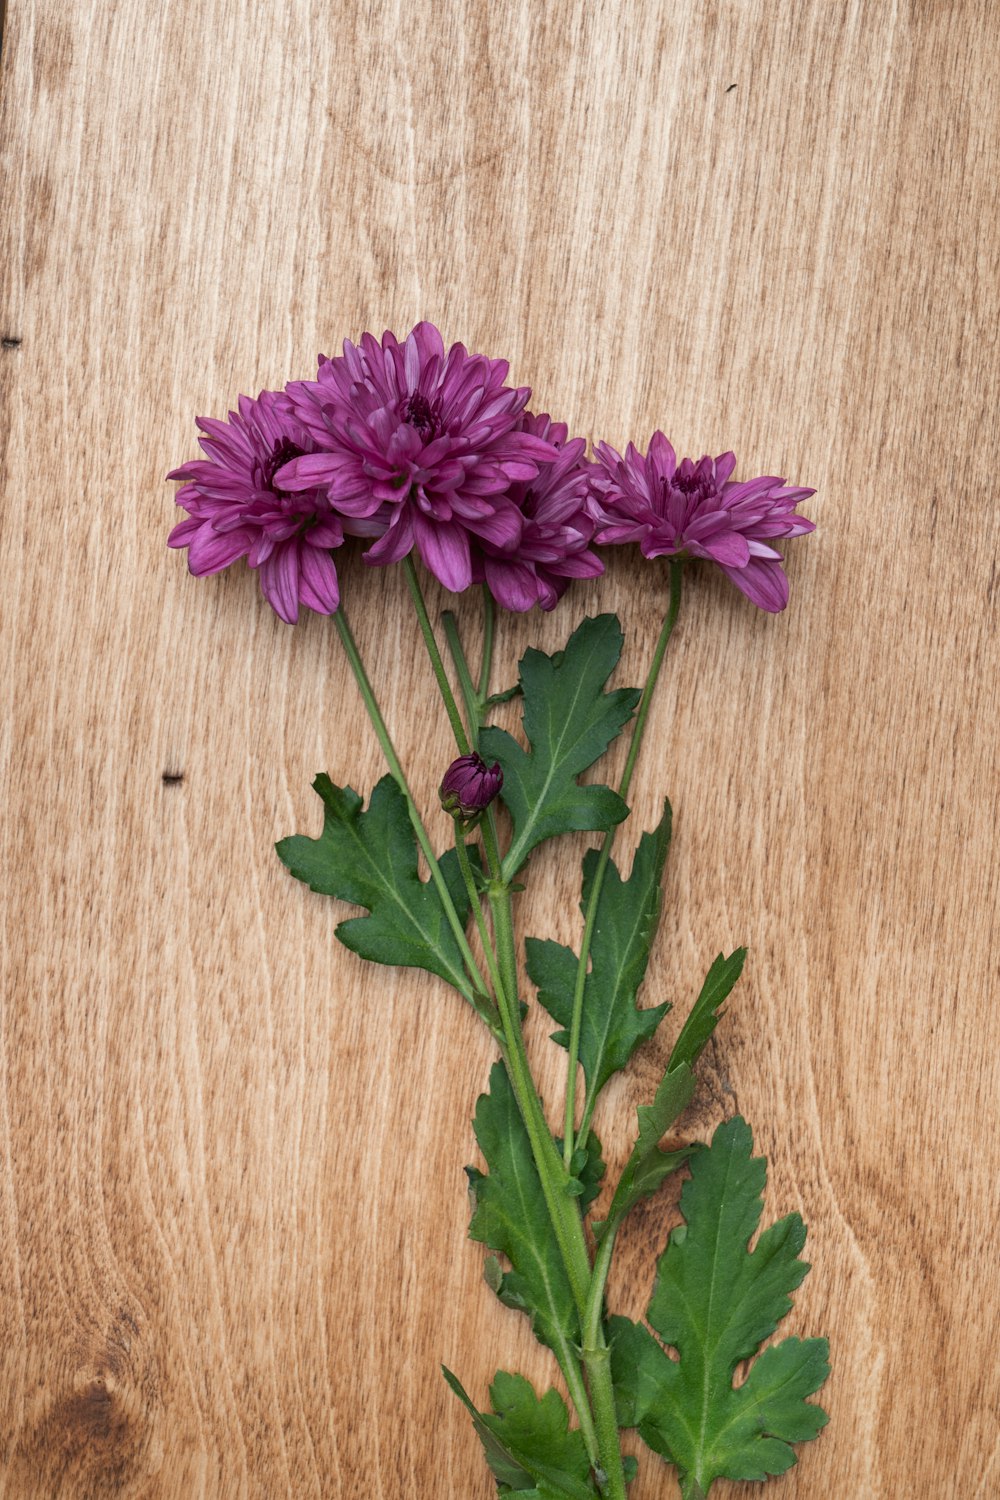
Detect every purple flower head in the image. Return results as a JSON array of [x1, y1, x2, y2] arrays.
[[277, 323, 559, 595], [167, 389, 364, 624], [472, 413, 604, 612], [439, 752, 503, 820], [590, 432, 815, 612]]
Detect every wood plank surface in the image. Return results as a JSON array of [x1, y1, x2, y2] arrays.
[[2, 1, 999, 1494]]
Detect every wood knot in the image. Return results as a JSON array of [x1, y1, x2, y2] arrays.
[[61, 1374, 128, 1447], [10, 1306, 160, 1489]]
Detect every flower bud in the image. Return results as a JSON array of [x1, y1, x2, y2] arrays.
[[439, 753, 503, 819]]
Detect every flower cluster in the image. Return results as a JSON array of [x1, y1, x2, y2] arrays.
[[169, 323, 814, 621]]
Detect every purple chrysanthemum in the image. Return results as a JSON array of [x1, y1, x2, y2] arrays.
[[167, 390, 362, 624], [589, 432, 815, 612], [472, 413, 604, 612], [277, 323, 559, 594]]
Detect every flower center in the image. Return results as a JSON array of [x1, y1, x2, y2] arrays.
[[261, 437, 306, 492], [402, 393, 440, 441], [674, 473, 701, 494], [673, 458, 707, 494], [664, 457, 717, 510]]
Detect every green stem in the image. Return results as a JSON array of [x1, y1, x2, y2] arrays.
[[442, 611, 481, 746], [578, 1231, 626, 1500], [478, 586, 495, 701], [576, 1092, 600, 1157], [562, 560, 684, 1167], [679, 1478, 706, 1500], [453, 836, 505, 1004], [455, 842, 600, 1468], [488, 883, 629, 1500], [438, 599, 506, 885], [561, 1362, 601, 1473], [488, 886, 591, 1312], [404, 556, 471, 755], [584, 1341, 627, 1500], [333, 609, 488, 1004], [582, 1227, 618, 1357], [400, 582, 622, 1490]]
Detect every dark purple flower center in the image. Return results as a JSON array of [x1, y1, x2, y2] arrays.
[[402, 393, 441, 442], [260, 436, 306, 493], [660, 457, 719, 520], [671, 458, 715, 499]]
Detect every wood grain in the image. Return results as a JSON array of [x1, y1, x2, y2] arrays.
[[2, 0, 998, 1493]]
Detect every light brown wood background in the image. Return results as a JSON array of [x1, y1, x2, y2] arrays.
[[2, 0, 998, 1494]]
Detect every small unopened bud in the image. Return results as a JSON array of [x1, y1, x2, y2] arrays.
[[439, 752, 503, 820]]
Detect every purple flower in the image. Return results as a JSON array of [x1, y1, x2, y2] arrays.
[[590, 432, 815, 612], [277, 323, 559, 595], [167, 390, 364, 624], [473, 413, 604, 612], [439, 753, 503, 819]]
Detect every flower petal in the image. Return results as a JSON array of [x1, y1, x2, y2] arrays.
[[259, 543, 301, 623], [467, 503, 523, 551], [412, 514, 472, 592], [700, 531, 751, 567], [298, 546, 340, 614], [276, 453, 340, 491], [186, 523, 252, 575], [721, 557, 789, 612], [484, 557, 540, 612], [364, 511, 415, 567]]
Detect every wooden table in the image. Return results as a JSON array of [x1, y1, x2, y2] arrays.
[[2, 2, 998, 1494]]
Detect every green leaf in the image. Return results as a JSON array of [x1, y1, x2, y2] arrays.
[[560, 1134, 605, 1210], [444, 1367, 536, 1491], [628, 1117, 830, 1493], [479, 615, 640, 878], [467, 1064, 581, 1375], [593, 1064, 696, 1245], [668, 949, 747, 1072], [443, 1368, 598, 1497], [527, 802, 672, 1117], [609, 1314, 676, 1429], [484, 682, 524, 709], [276, 773, 474, 997], [594, 949, 747, 1244]]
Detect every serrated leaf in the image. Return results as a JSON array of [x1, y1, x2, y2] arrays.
[[467, 1064, 581, 1379], [668, 949, 747, 1072], [527, 802, 672, 1120], [593, 1064, 696, 1245], [443, 1367, 598, 1497], [276, 773, 474, 997], [594, 948, 747, 1244], [608, 1314, 677, 1429], [631, 1117, 830, 1493], [444, 1367, 535, 1491], [479, 615, 640, 878]]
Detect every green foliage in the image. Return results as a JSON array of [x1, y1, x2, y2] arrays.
[[595, 949, 747, 1243], [560, 1134, 605, 1209], [527, 802, 672, 1118], [612, 1117, 830, 1494], [608, 1315, 675, 1429], [479, 615, 640, 879], [593, 1063, 696, 1245], [668, 948, 746, 1072], [467, 1064, 581, 1379], [276, 773, 474, 996], [443, 1368, 598, 1497]]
